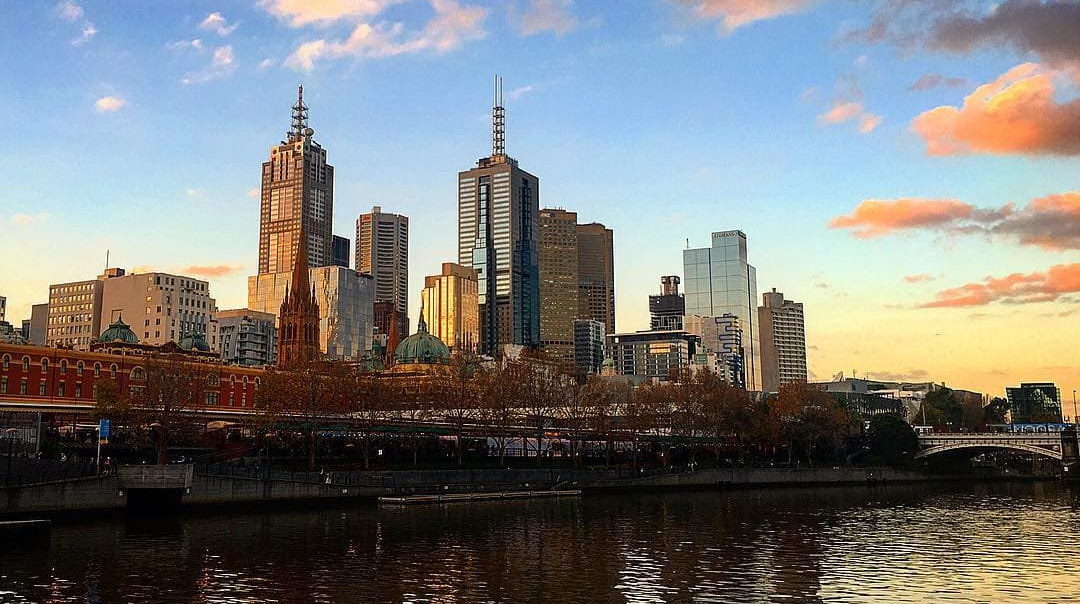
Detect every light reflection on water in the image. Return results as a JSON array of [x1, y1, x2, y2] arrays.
[[3, 482, 1080, 603]]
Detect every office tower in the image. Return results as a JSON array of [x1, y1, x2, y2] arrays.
[[421, 262, 479, 354], [457, 76, 540, 356], [217, 309, 277, 366], [539, 208, 579, 365], [758, 288, 808, 392], [28, 303, 47, 346], [683, 230, 761, 390], [45, 271, 116, 349], [1006, 382, 1063, 424], [685, 313, 745, 388], [573, 318, 605, 375], [332, 235, 350, 268], [607, 329, 696, 381], [98, 269, 217, 348], [258, 86, 335, 274], [649, 276, 685, 331], [277, 237, 321, 366], [355, 206, 409, 338], [576, 222, 615, 335]]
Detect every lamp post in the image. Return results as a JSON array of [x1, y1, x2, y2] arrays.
[[1073, 390, 1078, 428]]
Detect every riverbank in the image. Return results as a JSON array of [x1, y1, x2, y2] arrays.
[[0, 464, 1035, 516]]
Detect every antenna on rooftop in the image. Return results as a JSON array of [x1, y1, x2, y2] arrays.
[[492, 74, 505, 157]]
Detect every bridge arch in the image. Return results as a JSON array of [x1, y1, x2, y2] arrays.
[[915, 442, 1062, 460]]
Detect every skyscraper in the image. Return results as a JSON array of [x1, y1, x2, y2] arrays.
[[332, 235, 350, 268], [421, 262, 479, 354], [258, 86, 335, 275], [649, 276, 684, 331], [685, 313, 745, 388], [758, 288, 808, 392], [539, 208, 579, 365], [355, 206, 408, 337], [576, 222, 615, 335], [457, 76, 539, 356], [683, 230, 761, 390]]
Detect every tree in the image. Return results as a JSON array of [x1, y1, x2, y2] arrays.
[[866, 413, 919, 467], [127, 353, 211, 464], [517, 351, 568, 466], [257, 357, 347, 470], [431, 352, 484, 466], [983, 397, 1009, 425], [478, 359, 520, 466], [342, 366, 390, 470]]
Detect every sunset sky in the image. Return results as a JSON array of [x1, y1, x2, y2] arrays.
[[1, 1, 1077, 400]]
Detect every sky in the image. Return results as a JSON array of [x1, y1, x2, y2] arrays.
[[0, 0, 1077, 401]]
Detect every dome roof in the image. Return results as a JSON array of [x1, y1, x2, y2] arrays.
[[177, 331, 211, 352], [393, 313, 450, 365], [99, 318, 139, 344]]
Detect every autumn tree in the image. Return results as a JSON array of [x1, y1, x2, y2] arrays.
[[517, 351, 568, 466], [257, 357, 347, 470]]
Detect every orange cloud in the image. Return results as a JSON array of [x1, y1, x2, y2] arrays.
[[828, 198, 984, 238], [921, 263, 1080, 308], [673, 0, 818, 32], [182, 264, 244, 278], [818, 101, 881, 134], [830, 192, 1079, 249], [903, 274, 935, 284], [912, 63, 1080, 156]]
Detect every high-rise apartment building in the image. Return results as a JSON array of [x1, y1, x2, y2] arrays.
[[100, 269, 217, 349], [421, 262, 479, 354], [457, 77, 539, 356], [683, 230, 761, 390], [539, 208, 579, 365], [650, 276, 685, 331], [217, 309, 277, 367], [685, 313, 745, 388], [758, 288, 808, 392], [258, 86, 335, 274], [355, 206, 408, 338], [46, 272, 115, 349], [576, 222, 615, 334], [1006, 382, 1063, 424]]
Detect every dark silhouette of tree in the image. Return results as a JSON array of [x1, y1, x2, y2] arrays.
[[126, 353, 211, 464], [866, 413, 919, 466]]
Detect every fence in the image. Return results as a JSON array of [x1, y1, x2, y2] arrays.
[[1, 457, 100, 487]]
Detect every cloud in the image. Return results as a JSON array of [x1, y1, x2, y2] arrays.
[[831, 192, 1080, 250], [182, 45, 237, 84], [507, 84, 535, 100], [516, 0, 578, 36], [921, 263, 1080, 308], [908, 73, 968, 92], [818, 98, 881, 134], [199, 12, 238, 36], [56, 1, 83, 22], [929, 0, 1080, 69], [10, 213, 50, 225], [903, 274, 935, 284], [672, 0, 820, 33], [829, 198, 1007, 238], [185, 188, 203, 197], [867, 369, 930, 382], [661, 34, 685, 47], [167, 38, 204, 52], [94, 96, 126, 113], [71, 21, 97, 46], [284, 0, 487, 71], [258, 57, 277, 70], [182, 264, 245, 278], [912, 63, 1080, 156], [259, 0, 406, 27], [247, 187, 260, 198]]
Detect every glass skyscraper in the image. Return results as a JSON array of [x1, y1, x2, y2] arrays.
[[682, 230, 760, 390]]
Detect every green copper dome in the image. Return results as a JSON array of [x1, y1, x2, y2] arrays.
[[177, 331, 211, 352], [393, 313, 450, 365], [99, 318, 139, 344]]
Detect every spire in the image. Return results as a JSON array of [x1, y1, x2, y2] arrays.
[[417, 298, 428, 333], [492, 74, 505, 157], [289, 84, 309, 140], [290, 228, 310, 302]]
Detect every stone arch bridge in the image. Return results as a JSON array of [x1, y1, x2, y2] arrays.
[[916, 432, 1073, 461]]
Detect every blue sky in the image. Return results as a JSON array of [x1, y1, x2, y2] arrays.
[[1, 0, 1077, 398]]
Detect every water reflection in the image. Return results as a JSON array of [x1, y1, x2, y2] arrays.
[[2, 482, 1079, 603]]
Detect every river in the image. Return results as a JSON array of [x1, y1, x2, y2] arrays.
[[2, 481, 1079, 603]]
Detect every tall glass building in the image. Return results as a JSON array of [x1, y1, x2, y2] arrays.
[[682, 230, 760, 390]]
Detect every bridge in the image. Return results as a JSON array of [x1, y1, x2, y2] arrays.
[[916, 433, 1069, 460]]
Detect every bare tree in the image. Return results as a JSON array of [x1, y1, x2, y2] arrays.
[[126, 353, 211, 464], [478, 358, 521, 466], [257, 357, 347, 470], [518, 351, 569, 466]]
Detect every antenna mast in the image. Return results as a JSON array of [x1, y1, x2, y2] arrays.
[[492, 74, 505, 157], [290, 84, 309, 140]]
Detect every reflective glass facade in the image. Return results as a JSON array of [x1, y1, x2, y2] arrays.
[[682, 230, 760, 389]]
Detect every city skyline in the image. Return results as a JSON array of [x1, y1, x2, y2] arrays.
[[1, 1, 1077, 396]]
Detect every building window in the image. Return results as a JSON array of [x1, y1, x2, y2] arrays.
[[131, 367, 146, 381], [59, 360, 67, 374], [0, 377, 6, 393], [38, 381, 46, 396], [76, 361, 84, 376], [206, 392, 219, 406], [75, 383, 82, 398], [1, 354, 9, 370], [110, 364, 118, 379], [58, 382, 65, 397], [20, 379, 27, 395], [94, 363, 101, 378], [41, 358, 49, 372]]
